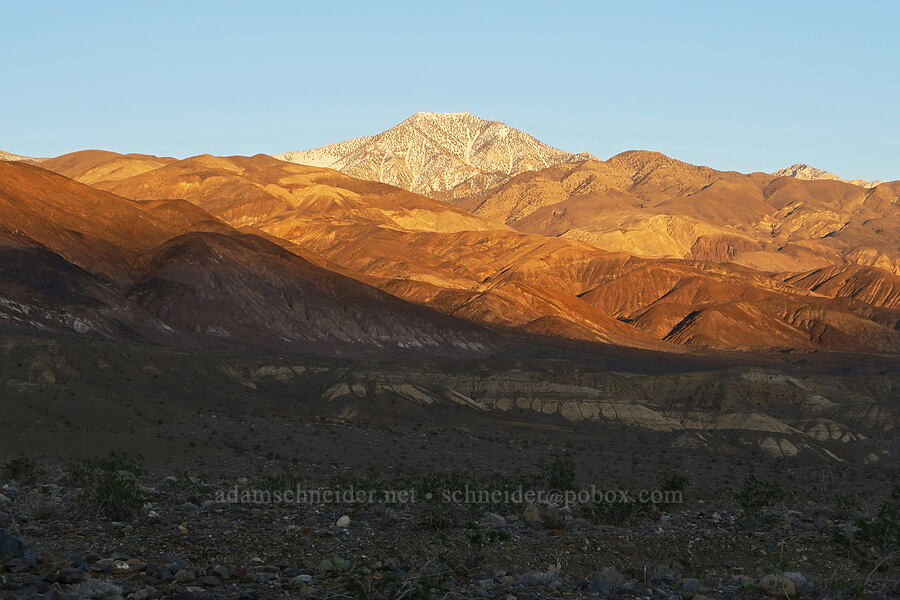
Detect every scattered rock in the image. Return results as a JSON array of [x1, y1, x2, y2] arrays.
[[212, 564, 229, 580], [484, 512, 506, 527], [57, 568, 86, 585], [130, 588, 156, 600], [783, 571, 810, 593], [517, 571, 557, 587], [195, 575, 221, 586], [290, 574, 314, 586], [174, 569, 195, 584], [681, 577, 705, 599], [759, 574, 796, 598], [588, 567, 625, 595], [336, 515, 351, 528], [44, 583, 69, 600], [110, 560, 131, 575], [0, 529, 25, 559], [126, 559, 146, 572], [70, 580, 123, 600]]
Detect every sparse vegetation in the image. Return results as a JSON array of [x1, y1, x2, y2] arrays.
[[69, 452, 145, 520], [659, 473, 688, 509], [541, 455, 577, 491], [855, 485, 900, 553], [735, 474, 782, 519], [839, 484, 900, 577], [2, 455, 41, 483]]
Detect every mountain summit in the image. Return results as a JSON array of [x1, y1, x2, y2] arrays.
[[774, 163, 883, 188], [275, 112, 595, 201]]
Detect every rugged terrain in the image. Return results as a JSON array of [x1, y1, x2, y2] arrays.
[[465, 153, 900, 275], [0, 333, 898, 599], [0, 160, 495, 357], [70, 151, 900, 354], [2, 125, 899, 599], [275, 113, 595, 201]]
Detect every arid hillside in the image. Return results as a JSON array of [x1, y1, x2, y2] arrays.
[[466, 153, 900, 275], [59, 152, 900, 354], [0, 160, 496, 356]]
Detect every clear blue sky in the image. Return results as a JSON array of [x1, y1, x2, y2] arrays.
[[2, 1, 898, 180]]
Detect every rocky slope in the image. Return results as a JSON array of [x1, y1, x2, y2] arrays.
[[774, 162, 883, 188], [275, 112, 595, 201]]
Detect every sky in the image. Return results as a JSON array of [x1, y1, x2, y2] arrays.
[[2, 1, 898, 180]]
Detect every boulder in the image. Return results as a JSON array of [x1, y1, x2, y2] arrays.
[[0, 528, 25, 559]]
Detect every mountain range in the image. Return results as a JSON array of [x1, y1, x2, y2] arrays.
[[464, 152, 900, 275], [0, 113, 897, 357]]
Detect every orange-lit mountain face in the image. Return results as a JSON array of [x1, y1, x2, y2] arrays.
[[39, 150, 898, 354], [37, 149, 176, 185], [0, 160, 497, 357], [466, 153, 900, 276]]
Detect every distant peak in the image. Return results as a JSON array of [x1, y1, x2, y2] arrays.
[[0, 149, 42, 162], [276, 112, 593, 199], [773, 163, 883, 188], [410, 111, 476, 118], [402, 111, 490, 125]]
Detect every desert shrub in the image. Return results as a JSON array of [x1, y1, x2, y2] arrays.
[[855, 485, 900, 559], [735, 474, 782, 517], [70, 452, 145, 520], [418, 496, 466, 531], [252, 469, 302, 493], [661, 473, 688, 493], [542, 455, 577, 491], [832, 486, 900, 574], [464, 521, 509, 547], [592, 498, 641, 526], [2, 456, 41, 483], [346, 568, 436, 600], [659, 473, 688, 509]]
